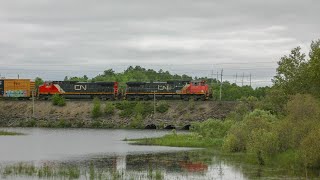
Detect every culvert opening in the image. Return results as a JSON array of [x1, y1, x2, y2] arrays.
[[145, 124, 157, 129], [182, 124, 191, 130], [164, 125, 176, 129]]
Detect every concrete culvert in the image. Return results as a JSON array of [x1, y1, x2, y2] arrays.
[[182, 124, 191, 130], [145, 124, 157, 129], [164, 125, 176, 129]]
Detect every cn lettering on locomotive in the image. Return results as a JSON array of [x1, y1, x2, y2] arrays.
[[74, 85, 87, 91]]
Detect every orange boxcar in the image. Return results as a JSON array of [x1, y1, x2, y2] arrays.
[[0, 79, 35, 98]]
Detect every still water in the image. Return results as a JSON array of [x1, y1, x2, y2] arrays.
[[0, 128, 318, 179]]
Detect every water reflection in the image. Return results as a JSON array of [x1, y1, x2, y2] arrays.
[[2, 150, 318, 180]]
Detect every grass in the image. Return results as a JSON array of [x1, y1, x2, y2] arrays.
[[0, 130, 24, 136], [126, 133, 223, 148], [1, 162, 164, 180]]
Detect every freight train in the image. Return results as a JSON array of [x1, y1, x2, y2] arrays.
[[0, 79, 210, 101]]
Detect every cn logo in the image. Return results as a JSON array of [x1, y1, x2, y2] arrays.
[[74, 85, 87, 91]]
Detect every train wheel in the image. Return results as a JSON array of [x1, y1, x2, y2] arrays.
[[201, 95, 206, 101]]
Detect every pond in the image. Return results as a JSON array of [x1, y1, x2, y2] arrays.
[[0, 128, 318, 179]]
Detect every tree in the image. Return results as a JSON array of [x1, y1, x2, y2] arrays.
[[273, 47, 307, 95], [307, 40, 320, 97], [34, 77, 44, 88]]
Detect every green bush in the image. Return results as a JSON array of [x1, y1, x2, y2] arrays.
[[92, 97, 102, 118], [91, 121, 102, 128], [191, 119, 232, 139], [222, 122, 247, 152], [223, 109, 277, 153], [51, 94, 66, 106], [300, 127, 320, 168], [57, 119, 72, 128], [116, 101, 136, 118], [276, 94, 320, 150], [115, 101, 136, 110], [104, 102, 115, 115], [247, 129, 279, 165], [130, 113, 144, 128], [134, 102, 144, 115], [227, 96, 259, 121], [156, 101, 169, 113]]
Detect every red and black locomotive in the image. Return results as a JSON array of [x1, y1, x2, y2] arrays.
[[126, 80, 209, 100]]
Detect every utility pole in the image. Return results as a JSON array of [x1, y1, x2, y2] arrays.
[[32, 90, 35, 118], [153, 91, 156, 119], [211, 66, 214, 85], [216, 71, 219, 82], [219, 69, 223, 101], [249, 73, 252, 87], [235, 73, 238, 85], [242, 73, 244, 86]]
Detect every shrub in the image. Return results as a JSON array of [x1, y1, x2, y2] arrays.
[[223, 134, 242, 152], [223, 123, 247, 152], [300, 127, 320, 168], [223, 109, 277, 153], [227, 96, 259, 121], [91, 121, 102, 128], [130, 113, 144, 128], [92, 97, 102, 118], [134, 102, 144, 115], [51, 94, 66, 106], [247, 129, 279, 165], [156, 101, 169, 113], [276, 94, 320, 150], [116, 101, 136, 118], [104, 102, 115, 115], [57, 119, 72, 128], [191, 119, 232, 139]]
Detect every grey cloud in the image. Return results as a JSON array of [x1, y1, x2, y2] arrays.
[[0, 0, 319, 87]]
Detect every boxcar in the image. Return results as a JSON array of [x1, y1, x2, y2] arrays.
[[0, 79, 35, 99], [38, 81, 119, 100]]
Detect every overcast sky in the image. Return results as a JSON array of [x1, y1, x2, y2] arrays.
[[0, 0, 319, 86]]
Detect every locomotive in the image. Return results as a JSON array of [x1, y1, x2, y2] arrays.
[[126, 80, 209, 101], [38, 81, 119, 100], [1, 79, 210, 101]]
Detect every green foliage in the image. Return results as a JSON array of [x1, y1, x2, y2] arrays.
[[91, 97, 102, 118], [104, 102, 115, 115], [156, 101, 169, 113], [57, 119, 72, 128], [64, 75, 89, 82], [51, 94, 66, 106], [223, 109, 277, 153], [300, 127, 320, 168], [247, 129, 279, 165], [228, 96, 259, 121], [276, 94, 320, 150], [191, 119, 232, 139], [130, 113, 144, 129], [258, 87, 288, 115], [273, 39, 320, 97], [34, 77, 44, 88]]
